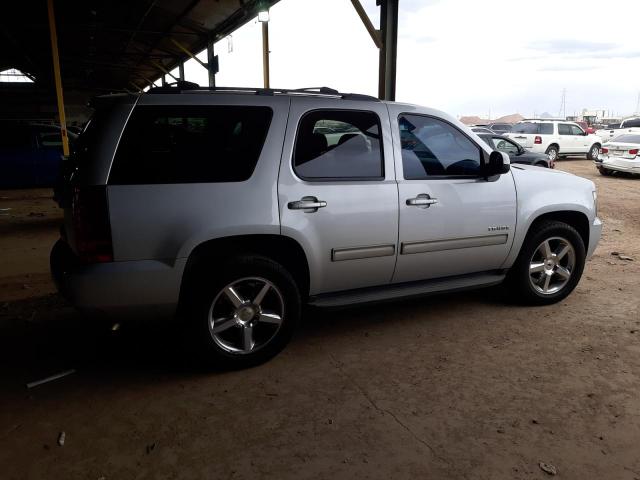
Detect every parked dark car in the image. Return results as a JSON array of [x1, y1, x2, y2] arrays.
[[478, 133, 554, 168], [488, 123, 513, 134], [0, 123, 76, 188]]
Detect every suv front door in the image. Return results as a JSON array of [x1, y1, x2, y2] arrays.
[[389, 108, 517, 284], [278, 98, 399, 295]]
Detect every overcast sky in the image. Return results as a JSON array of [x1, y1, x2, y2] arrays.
[[180, 0, 640, 119]]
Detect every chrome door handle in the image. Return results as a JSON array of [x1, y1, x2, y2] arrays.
[[288, 196, 327, 212], [406, 194, 438, 208]]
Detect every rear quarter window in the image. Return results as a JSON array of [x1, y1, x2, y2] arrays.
[[109, 105, 272, 185]]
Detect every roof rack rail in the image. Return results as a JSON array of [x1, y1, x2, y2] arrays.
[[146, 82, 380, 102]]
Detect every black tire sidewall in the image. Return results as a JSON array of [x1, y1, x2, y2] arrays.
[[509, 221, 586, 305], [185, 255, 301, 369]]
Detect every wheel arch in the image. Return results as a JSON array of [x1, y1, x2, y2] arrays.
[[525, 210, 590, 251], [179, 234, 311, 307]]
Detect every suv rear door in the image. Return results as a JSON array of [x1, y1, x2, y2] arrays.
[[388, 107, 517, 283], [278, 98, 398, 295]]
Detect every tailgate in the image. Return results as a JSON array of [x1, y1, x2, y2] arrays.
[[509, 133, 534, 148]]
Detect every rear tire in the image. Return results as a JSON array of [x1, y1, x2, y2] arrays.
[[587, 144, 601, 160], [545, 145, 559, 162], [506, 221, 585, 305], [598, 166, 613, 176], [184, 255, 301, 369]]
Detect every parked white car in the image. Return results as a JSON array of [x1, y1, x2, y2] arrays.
[[595, 117, 640, 143], [594, 133, 640, 176], [507, 120, 602, 162]]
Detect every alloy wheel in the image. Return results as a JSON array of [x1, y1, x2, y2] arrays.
[[528, 237, 576, 295], [208, 277, 284, 354]]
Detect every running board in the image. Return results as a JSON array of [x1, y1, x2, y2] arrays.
[[308, 272, 506, 308]]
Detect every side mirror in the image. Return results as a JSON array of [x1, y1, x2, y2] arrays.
[[485, 150, 510, 177]]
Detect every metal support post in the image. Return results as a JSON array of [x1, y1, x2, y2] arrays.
[[381, 0, 398, 101], [262, 22, 270, 89], [207, 39, 216, 87], [46, 0, 69, 156]]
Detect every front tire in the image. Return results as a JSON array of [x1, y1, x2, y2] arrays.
[[185, 255, 301, 369], [507, 221, 586, 305]]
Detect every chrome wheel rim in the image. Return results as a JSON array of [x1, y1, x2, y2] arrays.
[[208, 277, 284, 354], [529, 237, 576, 295], [591, 146, 600, 159], [548, 149, 557, 161]]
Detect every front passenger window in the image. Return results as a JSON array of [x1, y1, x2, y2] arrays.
[[570, 125, 584, 136], [399, 114, 482, 179]]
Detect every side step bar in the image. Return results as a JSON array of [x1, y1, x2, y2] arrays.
[[308, 271, 506, 308]]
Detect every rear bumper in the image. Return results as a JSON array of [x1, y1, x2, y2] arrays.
[[50, 240, 186, 318], [587, 217, 602, 260], [599, 157, 640, 173]]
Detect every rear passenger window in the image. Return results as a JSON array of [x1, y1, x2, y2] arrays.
[[399, 114, 482, 179], [539, 123, 553, 134], [109, 106, 272, 184], [293, 110, 383, 180]]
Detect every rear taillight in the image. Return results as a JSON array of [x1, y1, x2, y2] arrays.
[[629, 149, 639, 156], [534, 136, 542, 144], [601, 147, 608, 154], [72, 186, 113, 263]]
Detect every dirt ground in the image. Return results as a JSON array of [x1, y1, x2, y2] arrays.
[[0, 160, 639, 480]]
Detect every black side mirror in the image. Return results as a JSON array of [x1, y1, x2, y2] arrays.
[[485, 150, 510, 177]]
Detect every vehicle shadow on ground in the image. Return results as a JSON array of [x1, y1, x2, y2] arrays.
[[0, 286, 507, 394]]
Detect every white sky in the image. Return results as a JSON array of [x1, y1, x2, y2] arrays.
[[178, 0, 640, 119]]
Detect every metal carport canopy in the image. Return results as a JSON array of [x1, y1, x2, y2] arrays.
[[2, 0, 282, 93]]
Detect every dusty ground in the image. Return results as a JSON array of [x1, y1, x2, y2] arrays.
[[0, 160, 639, 480]]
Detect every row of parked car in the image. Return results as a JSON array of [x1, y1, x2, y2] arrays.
[[469, 117, 640, 177], [592, 117, 640, 177]]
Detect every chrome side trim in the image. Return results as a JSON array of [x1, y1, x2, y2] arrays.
[[332, 244, 395, 262], [401, 234, 508, 255]]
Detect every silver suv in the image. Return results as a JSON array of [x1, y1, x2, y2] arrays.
[[51, 85, 602, 368]]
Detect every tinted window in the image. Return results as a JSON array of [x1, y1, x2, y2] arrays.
[[491, 124, 512, 133], [493, 137, 519, 154], [570, 125, 584, 135], [613, 134, 640, 143], [539, 123, 553, 134], [110, 106, 272, 185], [621, 118, 640, 128], [558, 124, 572, 135], [511, 122, 538, 134], [399, 114, 482, 179], [293, 110, 383, 180]]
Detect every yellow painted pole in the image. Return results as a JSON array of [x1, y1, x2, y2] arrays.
[[47, 0, 69, 156]]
